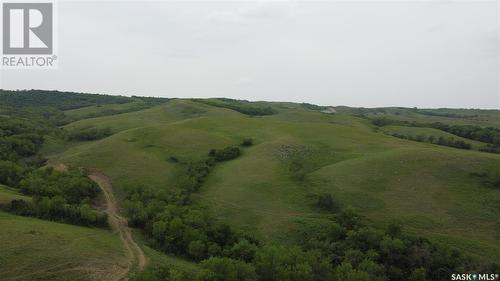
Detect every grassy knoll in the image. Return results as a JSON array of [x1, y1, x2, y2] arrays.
[[310, 147, 500, 262], [45, 99, 500, 265], [0, 211, 127, 281]]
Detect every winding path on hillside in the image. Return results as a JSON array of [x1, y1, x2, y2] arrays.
[[88, 170, 147, 281]]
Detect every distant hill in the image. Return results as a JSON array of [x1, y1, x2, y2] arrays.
[[0, 89, 134, 110], [0, 89, 169, 125]]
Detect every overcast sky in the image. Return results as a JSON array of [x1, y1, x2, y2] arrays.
[[0, 0, 499, 108]]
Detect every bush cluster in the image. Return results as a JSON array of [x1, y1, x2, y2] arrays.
[[316, 193, 338, 212], [241, 138, 253, 147], [66, 127, 113, 141], [9, 197, 107, 227], [0, 116, 44, 162], [4, 168, 107, 227], [209, 146, 241, 162], [124, 185, 258, 262]]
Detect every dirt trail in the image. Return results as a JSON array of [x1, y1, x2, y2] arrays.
[[88, 170, 147, 281]]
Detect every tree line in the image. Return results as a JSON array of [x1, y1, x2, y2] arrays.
[[387, 132, 471, 150], [66, 127, 113, 141], [133, 205, 499, 281], [0, 89, 132, 110], [372, 117, 500, 148]]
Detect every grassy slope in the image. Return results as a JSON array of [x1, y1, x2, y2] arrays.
[[0, 186, 127, 281], [47, 100, 500, 264], [0, 184, 30, 204], [0, 211, 127, 281]]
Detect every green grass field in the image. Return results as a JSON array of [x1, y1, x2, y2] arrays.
[[0, 210, 127, 281], [44, 99, 500, 266]]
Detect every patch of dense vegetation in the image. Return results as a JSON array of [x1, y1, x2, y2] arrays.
[[173, 146, 243, 194], [67, 127, 113, 141], [301, 103, 329, 111], [125, 184, 258, 262], [132, 95, 170, 103], [241, 138, 254, 147], [470, 171, 500, 189], [134, 206, 498, 281], [0, 89, 132, 110], [372, 117, 500, 147], [387, 132, 471, 150], [315, 193, 339, 212], [194, 99, 275, 116], [209, 146, 241, 162], [0, 116, 48, 187], [0, 116, 45, 162], [5, 168, 107, 227], [0, 90, 169, 125], [177, 158, 216, 193], [0, 111, 106, 227]]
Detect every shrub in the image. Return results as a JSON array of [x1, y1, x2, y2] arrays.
[[0, 160, 24, 187], [224, 239, 258, 262], [316, 193, 338, 212], [241, 138, 253, 147], [371, 117, 394, 127]]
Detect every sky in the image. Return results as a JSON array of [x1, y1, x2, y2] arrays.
[[0, 0, 499, 109]]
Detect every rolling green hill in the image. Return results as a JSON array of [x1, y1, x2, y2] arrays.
[[48, 99, 500, 263], [2, 91, 500, 280]]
